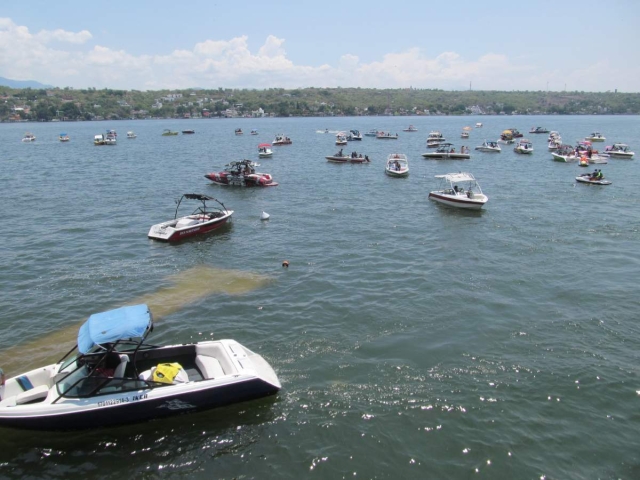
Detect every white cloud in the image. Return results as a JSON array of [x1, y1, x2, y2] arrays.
[[0, 18, 633, 91]]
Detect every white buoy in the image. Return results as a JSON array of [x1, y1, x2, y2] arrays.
[[261, 211, 270, 221]]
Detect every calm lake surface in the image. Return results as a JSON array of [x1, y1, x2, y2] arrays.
[[0, 115, 639, 479]]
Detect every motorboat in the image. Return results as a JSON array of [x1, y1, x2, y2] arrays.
[[148, 194, 233, 242], [272, 134, 292, 145], [126, 131, 137, 139], [498, 130, 514, 144], [585, 132, 605, 142], [95, 133, 116, 145], [513, 138, 533, 154], [603, 143, 634, 158], [59, 133, 70, 142], [385, 154, 409, 177], [461, 131, 469, 139], [250, 129, 258, 135], [325, 150, 370, 163], [258, 143, 273, 158], [427, 138, 444, 148], [104, 132, 117, 145], [548, 138, 562, 151], [576, 172, 611, 185], [475, 123, 483, 128], [422, 143, 471, 160], [22, 132, 36, 142], [204, 160, 278, 187], [508, 128, 523, 138], [364, 129, 379, 137], [234, 128, 243, 135], [94, 134, 106, 146], [475, 140, 501, 153], [162, 129, 178, 136], [182, 129, 195, 134], [376, 132, 398, 139], [403, 125, 418, 132], [347, 129, 362, 141], [336, 132, 348, 145], [428, 172, 488, 210], [106, 129, 117, 138], [529, 126, 549, 134], [551, 145, 578, 162], [427, 131, 446, 143], [0, 304, 280, 430]]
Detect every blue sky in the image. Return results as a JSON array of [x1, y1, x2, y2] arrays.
[[1, 0, 638, 91]]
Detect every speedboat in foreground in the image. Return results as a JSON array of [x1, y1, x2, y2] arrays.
[[0, 304, 281, 430], [422, 143, 471, 159], [475, 140, 501, 153], [513, 138, 533, 154], [576, 172, 611, 185], [148, 193, 233, 242], [428, 172, 488, 209], [604, 143, 634, 158], [326, 150, 370, 163], [22, 132, 36, 142], [258, 143, 273, 158], [205, 159, 278, 187], [385, 154, 409, 177]]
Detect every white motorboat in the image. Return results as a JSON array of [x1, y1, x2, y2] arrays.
[[326, 150, 370, 163], [258, 143, 273, 158], [475, 140, 501, 153], [148, 193, 233, 242], [551, 145, 579, 162], [364, 129, 379, 137], [272, 134, 292, 145], [347, 129, 363, 141], [59, 133, 70, 142], [461, 132, 469, 139], [403, 125, 418, 132], [376, 132, 398, 139], [427, 131, 446, 143], [529, 126, 549, 134], [576, 172, 611, 185], [603, 143, 634, 159], [422, 143, 471, 160], [585, 132, 605, 142], [94, 133, 116, 145], [126, 131, 137, 139], [22, 132, 36, 142], [0, 304, 280, 430], [513, 138, 533, 154], [475, 123, 483, 128], [548, 139, 562, 150], [428, 172, 488, 209], [336, 132, 348, 145], [385, 154, 409, 177]]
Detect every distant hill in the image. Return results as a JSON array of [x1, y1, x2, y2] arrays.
[[0, 77, 53, 89]]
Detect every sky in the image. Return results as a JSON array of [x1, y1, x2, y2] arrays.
[[1, 0, 639, 92]]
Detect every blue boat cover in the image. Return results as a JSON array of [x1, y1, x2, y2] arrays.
[[77, 304, 152, 354]]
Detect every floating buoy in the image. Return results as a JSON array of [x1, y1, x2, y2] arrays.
[[261, 211, 270, 221], [282, 260, 289, 268]]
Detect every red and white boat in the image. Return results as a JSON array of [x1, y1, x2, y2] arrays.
[[428, 172, 488, 210], [258, 143, 273, 158], [204, 160, 278, 187], [148, 194, 233, 242]]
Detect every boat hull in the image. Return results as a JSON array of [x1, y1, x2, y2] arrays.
[[204, 173, 278, 187], [326, 156, 369, 163], [385, 168, 409, 177], [422, 153, 470, 160], [576, 176, 611, 185]]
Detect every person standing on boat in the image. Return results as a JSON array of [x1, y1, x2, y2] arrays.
[[0, 368, 5, 400]]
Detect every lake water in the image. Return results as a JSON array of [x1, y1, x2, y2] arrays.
[[0, 116, 639, 479]]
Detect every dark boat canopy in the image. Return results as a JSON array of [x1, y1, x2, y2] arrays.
[[182, 193, 216, 202]]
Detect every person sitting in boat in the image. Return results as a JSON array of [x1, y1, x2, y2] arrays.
[[597, 170, 604, 179], [365, 155, 370, 162], [454, 185, 461, 193], [394, 160, 401, 170], [450, 148, 456, 153]]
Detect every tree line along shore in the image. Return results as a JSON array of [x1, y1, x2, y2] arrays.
[[2, 86, 639, 122]]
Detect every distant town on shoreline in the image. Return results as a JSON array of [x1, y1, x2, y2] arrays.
[[1, 85, 639, 122]]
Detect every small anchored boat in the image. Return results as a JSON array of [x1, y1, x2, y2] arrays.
[[428, 172, 488, 209], [475, 140, 501, 153], [22, 132, 36, 142], [422, 143, 471, 160], [258, 143, 273, 158], [148, 193, 233, 242], [385, 154, 409, 177], [272, 134, 292, 145], [326, 150, 370, 163], [513, 138, 534, 154]]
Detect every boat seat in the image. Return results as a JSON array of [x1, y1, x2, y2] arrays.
[[195, 355, 225, 380], [15, 385, 49, 405], [139, 366, 189, 384], [113, 355, 129, 378]]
